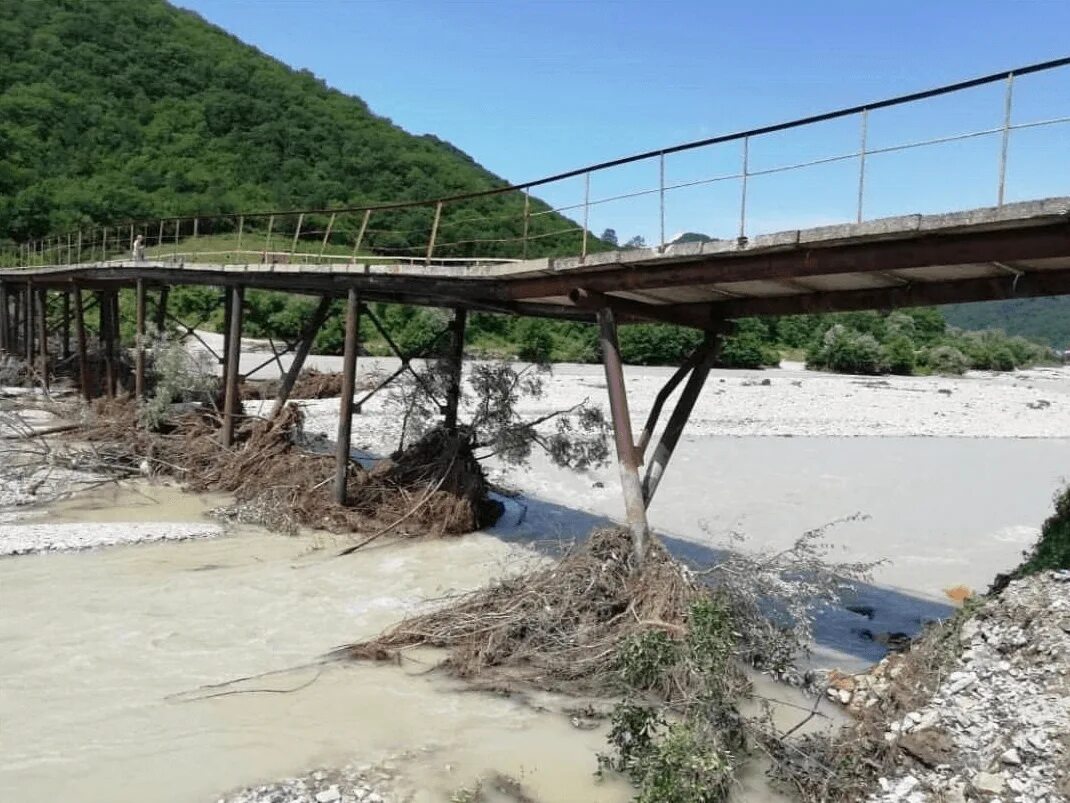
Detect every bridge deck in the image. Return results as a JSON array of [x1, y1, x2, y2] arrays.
[[2, 197, 1068, 327]]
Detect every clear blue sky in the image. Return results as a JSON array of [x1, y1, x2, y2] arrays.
[[173, 0, 1069, 242]]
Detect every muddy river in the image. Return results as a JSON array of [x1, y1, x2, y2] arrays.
[[0, 485, 828, 803]]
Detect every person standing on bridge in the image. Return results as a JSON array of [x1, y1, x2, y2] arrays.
[[132, 233, 145, 262]]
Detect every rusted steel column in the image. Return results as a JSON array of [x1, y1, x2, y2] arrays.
[[73, 286, 91, 401], [36, 288, 49, 391], [597, 307, 649, 569], [0, 283, 9, 353], [24, 282, 34, 363], [135, 279, 147, 400], [154, 285, 169, 335], [270, 295, 332, 418], [61, 290, 71, 360], [100, 291, 115, 398], [442, 308, 467, 432], [641, 333, 723, 508], [220, 286, 234, 380], [334, 288, 361, 505], [220, 285, 245, 447]]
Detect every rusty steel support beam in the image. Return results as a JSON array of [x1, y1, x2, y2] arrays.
[[221, 286, 234, 379], [100, 291, 116, 398], [641, 333, 723, 508], [270, 295, 333, 418], [334, 288, 361, 505], [36, 289, 49, 392], [154, 285, 169, 335], [220, 285, 245, 447], [597, 306, 649, 570], [0, 283, 9, 353], [443, 308, 467, 432], [569, 287, 716, 331], [135, 279, 146, 400], [73, 286, 91, 401], [24, 282, 34, 363], [61, 290, 71, 360]]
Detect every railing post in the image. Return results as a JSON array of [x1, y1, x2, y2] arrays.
[[521, 189, 531, 260], [236, 215, 244, 256], [857, 108, 869, 224], [581, 172, 591, 262], [659, 151, 666, 250], [157, 220, 165, 252], [352, 209, 371, 262], [264, 214, 274, 258], [290, 212, 304, 258], [102, 227, 108, 262], [998, 72, 1015, 207], [738, 136, 749, 243], [319, 212, 335, 258], [426, 201, 443, 263], [173, 219, 180, 261]]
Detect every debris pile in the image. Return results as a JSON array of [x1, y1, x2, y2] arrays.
[[241, 369, 362, 401], [77, 401, 498, 538], [342, 527, 708, 694]]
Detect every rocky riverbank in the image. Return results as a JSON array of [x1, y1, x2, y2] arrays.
[[831, 571, 1070, 803]]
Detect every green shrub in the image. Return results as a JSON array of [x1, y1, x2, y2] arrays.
[[618, 324, 703, 366], [884, 335, 917, 375], [806, 325, 888, 375], [513, 318, 554, 362], [1017, 484, 1070, 575], [923, 345, 969, 376]]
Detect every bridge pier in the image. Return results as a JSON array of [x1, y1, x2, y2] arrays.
[[24, 282, 34, 366], [596, 307, 649, 570], [443, 308, 467, 432], [220, 285, 245, 447], [35, 288, 48, 392], [135, 279, 146, 400], [73, 286, 91, 402], [0, 283, 9, 354], [335, 288, 362, 505], [61, 290, 71, 361]]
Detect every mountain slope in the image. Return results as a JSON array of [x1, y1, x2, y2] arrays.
[[0, 0, 571, 257], [942, 298, 1070, 350]]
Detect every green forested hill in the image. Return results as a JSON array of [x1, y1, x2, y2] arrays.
[[942, 299, 1070, 350], [0, 0, 570, 256]]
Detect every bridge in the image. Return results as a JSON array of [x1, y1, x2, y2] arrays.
[[1, 59, 1068, 563]]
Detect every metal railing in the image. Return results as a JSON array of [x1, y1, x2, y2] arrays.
[[3, 57, 1068, 272]]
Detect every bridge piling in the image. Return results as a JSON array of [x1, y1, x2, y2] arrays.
[[35, 289, 48, 392], [335, 288, 362, 505], [154, 286, 169, 335], [220, 286, 245, 447], [443, 308, 467, 432], [73, 286, 91, 402], [596, 306, 649, 571], [61, 290, 71, 361], [99, 291, 114, 398], [135, 279, 146, 400], [24, 282, 34, 366], [0, 283, 9, 354]]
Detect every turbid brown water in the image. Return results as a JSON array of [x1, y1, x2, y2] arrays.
[[0, 484, 841, 803]]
